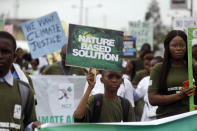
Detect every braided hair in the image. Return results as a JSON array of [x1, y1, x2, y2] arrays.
[[159, 30, 197, 95]]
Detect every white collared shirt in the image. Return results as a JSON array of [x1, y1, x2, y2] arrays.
[[13, 63, 29, 84], [0, 70, 35, 130], [135, 76, 157, 121], [0, 70, 14, 86]]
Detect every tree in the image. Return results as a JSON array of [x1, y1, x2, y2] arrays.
[[145, 0, 168, 54]]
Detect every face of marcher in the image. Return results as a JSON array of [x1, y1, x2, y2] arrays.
[[16, 48, 23, 60], [143, 59, 151, 73], [0, 38, 15, 77], [31, 59, 38, 70], [125, 61, 133, 74], [169, 36, 186, 60], [101, 71, 123, 92]]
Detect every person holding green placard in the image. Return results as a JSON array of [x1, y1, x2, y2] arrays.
[[148, 30, 197, 119], [74, 69, 136, 122]]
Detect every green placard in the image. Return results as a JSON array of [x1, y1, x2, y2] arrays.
[[66, 24, 123, 72], [188, 27, 197, 111]]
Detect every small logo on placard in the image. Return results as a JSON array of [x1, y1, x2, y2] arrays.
[[58, 83, 74, 109]]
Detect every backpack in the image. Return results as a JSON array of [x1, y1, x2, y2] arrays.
[[90, 94, 130, 122]]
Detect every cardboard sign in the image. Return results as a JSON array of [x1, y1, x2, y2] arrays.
[[46, 50, 61, 65], [128, 21, 153, 51], [21, 12, 66, 58], [123, 36, 137, 58], [66, 24, 123, 72], [173, 17, 197, 34]]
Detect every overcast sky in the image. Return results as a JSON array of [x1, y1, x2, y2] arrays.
[[0, 0, 196, 31], [0, 0, 196, 51]]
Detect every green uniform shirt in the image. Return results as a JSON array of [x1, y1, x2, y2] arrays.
[[79, 95, 135, 122], [132, 58, 144, 72], [41, 62, 86, 75], [148, 63, 189, 118], [132, 69, 149, 85], [135, 98, 145, 121], [0, 78, 37, 131]]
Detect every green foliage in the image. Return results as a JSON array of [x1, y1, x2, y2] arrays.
[[145, 0, 169, 53]]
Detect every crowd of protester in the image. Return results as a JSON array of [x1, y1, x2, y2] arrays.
[[0, 29, 197, 130]]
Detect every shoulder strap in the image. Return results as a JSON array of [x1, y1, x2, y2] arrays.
[[17, 79, 30, 120], [91, 95, 130, 122], [59, 62, 66, 75], [119, 97, 130, 122], [68, 67, 72, 75], [90, 94, 103, 122]]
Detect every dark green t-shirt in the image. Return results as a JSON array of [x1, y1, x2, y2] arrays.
[[41, 62, 86, 75], [132, 58, 144, 72], [78, 95, 136, 122], [132, 69, 149, 85], [0, 78, 37, 130], [148, 63, 189, 118]]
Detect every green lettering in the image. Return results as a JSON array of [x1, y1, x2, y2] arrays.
[[41, 116, 49, 123], [66, 116, 71, 123], [72, 116, 74, 123], [54, 116, 59, 122], [50, 116, 55, 123], [60, 116, 64, 123], [37, 116, 40, 121]]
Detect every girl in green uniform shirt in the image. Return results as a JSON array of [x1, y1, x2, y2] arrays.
[[148, 30, 197, 119]]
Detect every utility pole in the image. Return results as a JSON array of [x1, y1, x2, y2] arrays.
[[15, 0, 19, 18], [84, 4, 102, 25], [79, 0, 83, 24], [103, 14, 107, 28], [85, 7, 89, 25], [190, 0, 193, 17]]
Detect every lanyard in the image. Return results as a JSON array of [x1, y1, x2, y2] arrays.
[[59, 62, 72, 75]]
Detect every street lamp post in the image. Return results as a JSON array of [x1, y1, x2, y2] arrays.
[[190, 0, 193, 17], [15, 0, 19, 18], [79, 0, 83, 24], [72, 2, 102, 25], [85, 4, 102, 25]]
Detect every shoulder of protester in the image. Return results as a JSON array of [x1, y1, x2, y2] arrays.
[[41, 62, 59, 73], [152, 62, 163, 71]]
